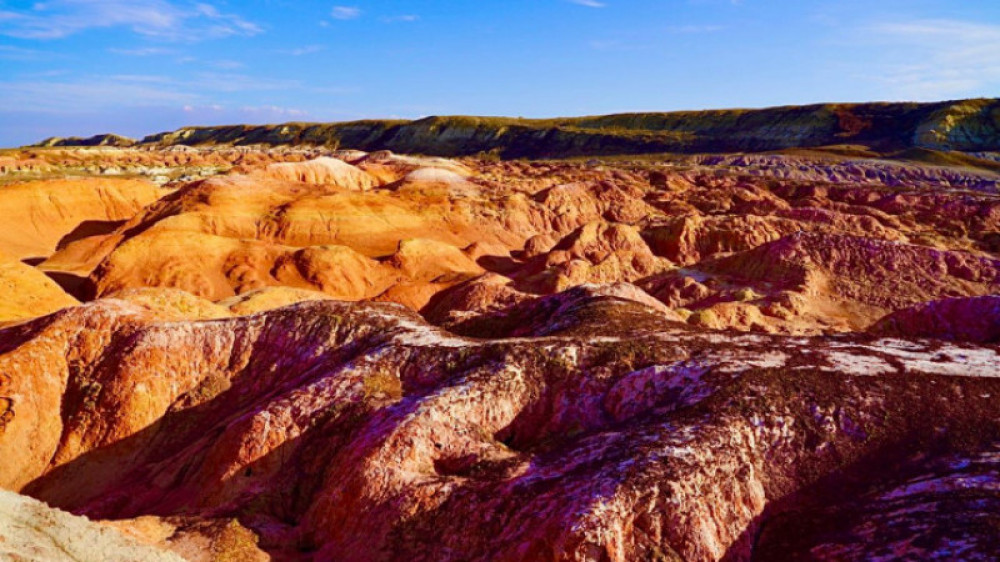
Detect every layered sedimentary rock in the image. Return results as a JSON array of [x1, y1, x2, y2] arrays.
[[0, 176, 161, 260], [0, 252, 78, 324], [1, 298, 999, 561], [2, 144, 998, 334], [256, 157, 380, 190], [35, 134, 137, 148], [870, 295, 1000, 343], [0, 138, 1000, 560], [119, 98, 1000, 157], [0, 490, 181, 561]]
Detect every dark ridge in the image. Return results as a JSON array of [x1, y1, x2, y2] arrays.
[[34, 98, 1000, 158], [35, 134, 136, 148]]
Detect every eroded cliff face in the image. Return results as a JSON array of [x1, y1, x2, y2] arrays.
[[1, 146, 991, 336], [2, 298, 1000, 561], [0, 489, 184, 562], [0, 143, 999, 560], [67, 98, 1000, 157]]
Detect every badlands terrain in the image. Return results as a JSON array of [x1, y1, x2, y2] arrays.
[[1, 100, 1000, 560]]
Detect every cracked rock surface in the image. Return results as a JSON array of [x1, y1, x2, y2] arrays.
[[0, 144, 999, 560]]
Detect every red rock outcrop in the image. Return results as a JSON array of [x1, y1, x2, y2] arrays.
[[0, 177, 161, 261], [0, 252, 79, 325], [1, 298, 999, 560], [518, 222, 667, 292], [3, 145, 1000, 560], [870, 295, 1000, 343], [712, 232, 1000, 308], [256, 157, 379, 190]]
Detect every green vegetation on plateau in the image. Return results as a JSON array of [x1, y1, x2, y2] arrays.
[[37, 98, 1000, 158]]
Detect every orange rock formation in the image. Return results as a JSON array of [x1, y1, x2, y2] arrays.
[[1, 144, 999, 560]]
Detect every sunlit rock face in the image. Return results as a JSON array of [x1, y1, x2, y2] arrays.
[[3, 299, 1000, 561], [1, 141, 1000, 560], [0, 489, 184, 561], [102, 99, 1000, 156]]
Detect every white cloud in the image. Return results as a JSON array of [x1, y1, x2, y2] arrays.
[[210, 59, 245, 69], [667, 24, 724, 34], [381, 14, 419, 23], [567, 0, 606, 7], [190, 72, 300, 93], [108, 74, 175, 84], [239, 105, 309, 117], [0, 45, 49, 60], [0, 72, 303, 113], [863, 19, 1000, 100], [279, 45, 326, 56], [183, 104, 308, 118], [0, 77, 198, 112], [331, 6, 361, 20], [108, 47, 176, 56], [0, 0, 261, 40]]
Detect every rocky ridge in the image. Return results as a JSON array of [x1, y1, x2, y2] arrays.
[[3, 298, 1000, 560], [26, 99, 1000, 158], [0, 141, 999, 560]]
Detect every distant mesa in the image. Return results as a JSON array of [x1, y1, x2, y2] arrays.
[[35, 133, 136, 148], [31, 98, 1000, 157]]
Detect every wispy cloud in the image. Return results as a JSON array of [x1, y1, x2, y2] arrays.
[[108, 74, 175, 84], [862, 19, 1000, 99], [0, 77, 198, 112], [191, 72, 299, 93], [0, 0, 261, 40], [567, 0, 606, 7], [310, 85, 361, 95], [279, 45, 326, 56], [0, 45, 51, 60], [331, 6, 361, 20], [667, 24, 724, 34], [0, 72, 300, 113], [183, 104, 308, 118], [108, 47, 176, 56], [209, 59, 245, 69], [381, 15, 420, 23]]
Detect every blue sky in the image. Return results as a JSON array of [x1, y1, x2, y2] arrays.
[[1, 0, 999, 147]]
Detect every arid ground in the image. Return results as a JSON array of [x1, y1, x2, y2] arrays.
[[2, 101, 1000, 560]]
